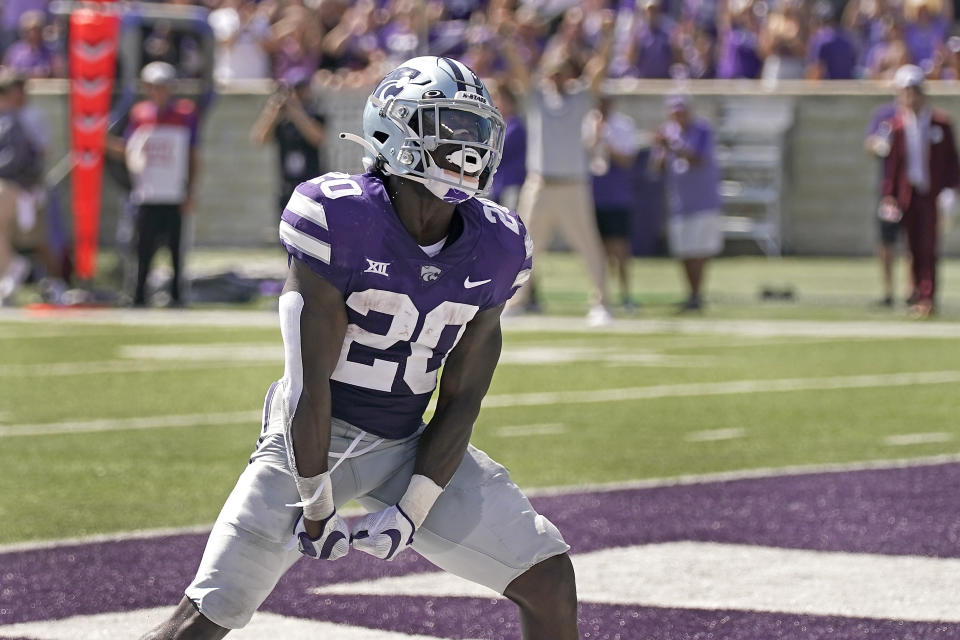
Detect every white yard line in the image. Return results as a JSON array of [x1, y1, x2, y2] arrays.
[[469, 370, 960, 410], [493, 423, 567, 438], [685, 427, 746, 442], [882, 432, 953, 446], [4, 308, 960, 338], [0, 359, 277, 377], [0, 411, 261, 437], [6, 370, 959, 438]]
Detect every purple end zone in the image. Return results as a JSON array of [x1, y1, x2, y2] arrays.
[[265, 596, 960, 640], [537, 461, 960, 558], [3, 462, 960, 638]]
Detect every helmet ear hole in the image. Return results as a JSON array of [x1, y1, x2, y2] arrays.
[[373, 131, 389, 144]]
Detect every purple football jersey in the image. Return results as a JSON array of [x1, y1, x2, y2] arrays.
[[279, 171, 532, 439]]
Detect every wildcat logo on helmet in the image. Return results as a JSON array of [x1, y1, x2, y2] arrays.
[[374, 67, 428, 100], [420, 265, 442, 282]]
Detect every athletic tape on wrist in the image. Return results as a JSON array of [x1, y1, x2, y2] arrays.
[[288, 471, 335, 521], [397, 474, 444, 529]]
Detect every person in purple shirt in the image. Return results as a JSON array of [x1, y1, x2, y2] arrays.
[[716, 0, 762, 79], [584, 96, 641, 311], [625, 0, 676, 78], [806, 2, 859, 79], [0, 0, 44, 53], [3, 11, 62, 79], [864, 99, 900, 306], [650, 94, 723, 311], [489, 80, 526, 211], [902, 0, 949, 71]]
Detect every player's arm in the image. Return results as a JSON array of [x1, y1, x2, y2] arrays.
[[352, 303, 504, 561], [415, 303, 503, 485], [584, 10, 616, 95], [280, 257, 352, 557]]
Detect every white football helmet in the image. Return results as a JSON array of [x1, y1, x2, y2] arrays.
[[342, 56, 506, 203]]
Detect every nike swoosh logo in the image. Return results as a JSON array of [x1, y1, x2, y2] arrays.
[[384, 529, 403, 560], [319, 531, 347, 560], [464, 277, 492, 289]]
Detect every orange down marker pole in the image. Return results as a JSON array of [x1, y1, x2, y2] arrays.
[[68, 3, 119, 279]]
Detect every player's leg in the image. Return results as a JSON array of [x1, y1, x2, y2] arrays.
[[142, 384, 364, 637], [555, 181, 608, 310], [877, 218, 899, 305], [167, 204, 184, 305], [503, 552, 578, 640], [140, 597, 229, 640], [358, 444, 577, 640], [134, 205, 161, 306]]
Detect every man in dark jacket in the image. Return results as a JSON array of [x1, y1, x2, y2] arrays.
[[881, 64, 960, 317]]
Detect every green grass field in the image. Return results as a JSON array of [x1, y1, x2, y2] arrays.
[[2, 252, 959, 545]]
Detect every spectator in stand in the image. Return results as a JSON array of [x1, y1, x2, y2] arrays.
[[583, 96, 641, 312], [0, 0, 45, 55], [650, 94, 723, 312], [717, 0, 763, 79], [0, 69, 40, 305], [932, 35, 960, 79], [250, 69, 327, 217], [489, 80, 526, 213], [106, 62, 201, 308], [902, 0, 949, 73], [863, 16, 912, 79], [460, 26, 504, 78], [501, 9, 616, 325], [759, 0, 808, 82], [881, 64, 960, 318], [540, 6, 592, 74], [843, 0, 893, 67], [264, 4, 323, 81], [806, 1, 858, 80], [864, 97, 900, 306], [494, 5, 547, 73], [3, 11, 63, 79], [379, 0, 426, 67], [321, 0, 384, 73], [676, 19, 718, 79], [208, 0, 272, 84], [624, 0, 676, 78]]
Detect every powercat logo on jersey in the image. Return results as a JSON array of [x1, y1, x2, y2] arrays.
[[364, 259, 390, 276], [420, 265, 442, 282]]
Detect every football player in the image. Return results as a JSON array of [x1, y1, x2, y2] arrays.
[[141, 56, 578, 639]]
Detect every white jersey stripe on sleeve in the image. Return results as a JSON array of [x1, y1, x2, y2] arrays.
[[280, 220, 331, 264], [285, 190, 328, 229], [512, 268, 531, 288]]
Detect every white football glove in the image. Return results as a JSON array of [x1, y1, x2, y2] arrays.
[[351, 505, 415, 561], [290, 511, 350, 561]]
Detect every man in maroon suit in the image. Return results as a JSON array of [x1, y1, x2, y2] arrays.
[[882, 64, 960, 317]]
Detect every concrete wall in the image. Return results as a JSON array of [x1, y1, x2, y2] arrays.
[[30, 80, 960, 256]]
